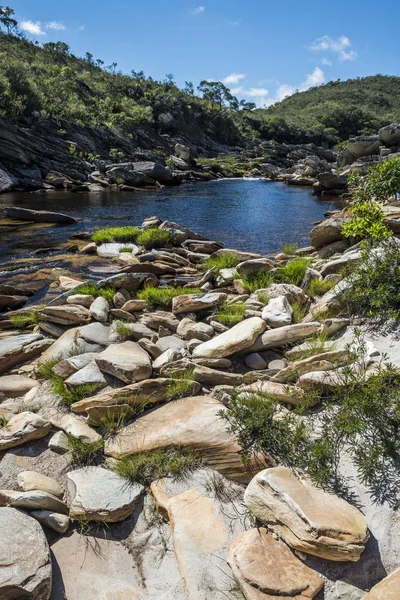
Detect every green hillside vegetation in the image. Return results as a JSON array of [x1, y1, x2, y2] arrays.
[[250, 75, 400, 147]]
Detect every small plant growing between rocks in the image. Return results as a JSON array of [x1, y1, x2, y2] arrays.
[[0, 415, 9, 428], [201, 253, 242, 271], [306, 278, 335, 299], [137, 286, 201, 309], [291, 301, 308, 324], [113, 447, 203, 486], [100, 408, 134, 439], [77, 283, 116, 304], [215, 302, 246, 326], [9, 311, 39, 329], [240, 272, 273, 293], [165, 369, 198, 400], [286, 331, 334, 361], [66, 434, 104, 467], [119, 246, 133, 253], [280, 241, 297, 254], [274, 257, 311, 287], [114, 321, 134, 340]]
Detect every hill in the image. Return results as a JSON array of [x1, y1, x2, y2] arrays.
[[250, 75, 400, 147]]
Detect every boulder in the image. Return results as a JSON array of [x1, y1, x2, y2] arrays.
[[236, 258, 274, 278], [240, 380, 309, 406], [78, 321, 111, 346], [65, 362, 107, 390], [244, 467, 369, 561], [363, 567, 400, 599], [254, 283, 309, 306], [156, 335, 186, 353], [71, 378, 171, 413], [0, 165, 18, 193], [0, 334, 52, 375], [105, 395, 264, 482], [0, 412, 51, 450], [53, 352, 100, 379], [320, 250, 362, 276], [192, 317, 266, 359], [227, 528, 324, 600], [95, 341, 152, 383], [172, 292, 227, 314], [4, 206, 77, 224], [96, 242, 139, 258], [37, 305, 91, 326], [141, 311, 179, 331], [378, 123, 400, 146], [262, 295, 293, 328], [175, 143, 194, 163], [245, 353, 267, 370], [0, 507, 52, 599], [0, 294, 28, 309], [67, 293, 94, 308], [31, 510, 70, 533], [89, 296, 109, 322], [0, 489, 68, 514], [245, 322, 321, 353], [317, 171, 348, 190], [17, 471, 64, 498], [121, 299, 147, 312], [0, 374, 39, 400], [67, 466, 143, 522], [309, 217, 345, 249]]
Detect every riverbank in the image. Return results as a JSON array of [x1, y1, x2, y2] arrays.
[[1, 207, 400, 598]]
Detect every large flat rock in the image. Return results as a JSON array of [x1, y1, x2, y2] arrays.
[[192, 317, 267, 359], [105, 396, 262, 482], [0, 412, 51, 450], [0, 507, 52, 599], [95, 341, 152, 383], [244, 322, 322, 353], [5, 206, 77, 224], [0, 334, 52, 375], [67, 466, 143, 522], [244, 467, 369, 561], [227, 528, 324, 599]]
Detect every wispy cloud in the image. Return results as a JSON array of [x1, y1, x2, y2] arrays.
[[273, 67, 325, 103], [231, 85, 270, 108], [78, 25, 85, 31], [45, 21, 66, 31], [321, 57, 332, 66], [191, 6, 205, 15], [309, 35, 358, 62], [226, 19, 241, 26], [222, 73, 246, 85], [20, 20, 46, 36]]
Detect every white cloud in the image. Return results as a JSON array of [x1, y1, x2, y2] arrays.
[[20, 20, 46, 36], [269, 67, 325, 105], [321, 57, 332, 66], [229, 85, 269, 108], [309, 35, 358, 61], [227, 19, 241, 26], [191, 6, 205, 15], [78, 25, 85, 31], [222, 73, 246, 85], [45, 21, 66, 31]]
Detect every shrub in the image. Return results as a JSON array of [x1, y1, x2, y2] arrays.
[[136, 228, 171, 249], [77, 283, 115, 304], [274, 258, 311, 286], [9, 311, 39, 329], [240, 272, 273, 293], [306, 278, 335, 299], [340, 238, 400, 324], [280, 242, 297, 254], [91, 226, 140, 245], [66, 434, 104, 467], [137, 286, 201, 309], [342, 199, 391, 242], [215, 302, 246, 325], [165, 368, 198, 399], [201, 253, 242, 271], [113, 447, 203, 486], [220, 391, 311, 470]]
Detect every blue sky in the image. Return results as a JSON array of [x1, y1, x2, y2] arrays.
[[8, 0, 400, 107]]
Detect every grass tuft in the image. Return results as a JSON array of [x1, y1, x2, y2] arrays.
[[66, 434, 104, 467], [137, 286, 201, 309], [114, 321, 134, 340], [274, 257, 311, 287], [136, 228, 171, 249], [9, 312, 39, 329], [113, 447, 203, 486], [287, 331, 334, 361], [91, 226, 140, 245], [215, 302, 246, 325], [280, 241, 298, 255], [77, 283, 115, 305], [240, 272, 273, 293], [291, 301, 308, 324], [306, 278, 335, 299], [119, 246, 133, 253], [165, 368, 198, 400], [200, 253, 242, 271]]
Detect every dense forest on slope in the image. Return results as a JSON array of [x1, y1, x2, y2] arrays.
[[252, 75, 400, 147], [0, 6, 399, 151]]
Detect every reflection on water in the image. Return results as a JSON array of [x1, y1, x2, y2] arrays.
[[0, 179, 340, 265]]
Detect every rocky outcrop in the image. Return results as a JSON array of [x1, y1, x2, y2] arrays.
[[192, 317, 267, 358], [244, 467, 369, 561], [4, 207, 77, 224]]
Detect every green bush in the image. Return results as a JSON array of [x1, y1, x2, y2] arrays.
[[136, 228, 171, 249], [137, 286, 201, 309], [91, 227, 140, 245], [341, 238, 400, 323], [215, 302, 246, 325], [342, 199, 391, 242], [280, 242, 297, 254], [113, 447, 203, 486]]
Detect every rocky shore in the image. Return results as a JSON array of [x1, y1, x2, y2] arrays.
[[1, 209, 400, 599]]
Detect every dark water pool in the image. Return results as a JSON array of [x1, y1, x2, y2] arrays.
[[0, 178, 340, 264]]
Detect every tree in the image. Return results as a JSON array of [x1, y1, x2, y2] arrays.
[[0, 6, 17, 35], [239, 100, 256, 111], [184, 81, 194, 96], [198, 80, 239, 111]]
